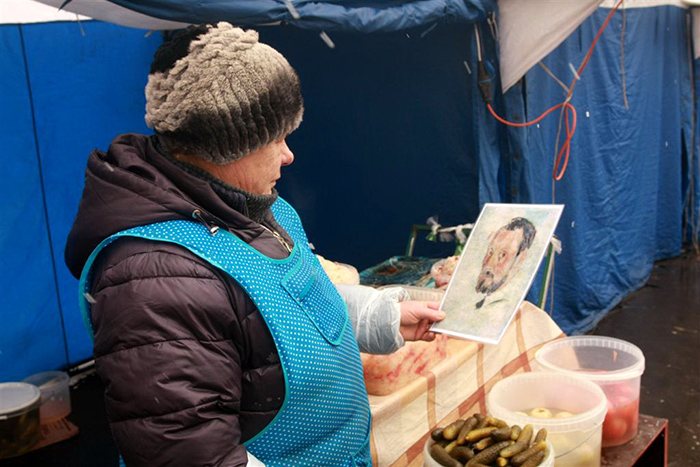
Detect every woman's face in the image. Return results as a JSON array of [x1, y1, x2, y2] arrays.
[[221, 138, 295, 195], [184, 138, 295, 195]]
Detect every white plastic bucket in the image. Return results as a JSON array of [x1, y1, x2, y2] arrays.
[[487, 372, 607, 466], [535, 336, 645, 447]]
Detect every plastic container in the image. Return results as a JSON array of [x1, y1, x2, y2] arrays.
[[487, 372, 607, 467], [535, 336, 645, 447], [23, 371, 72, 424], [0, 382, 42, 459], [423, 437, 555, 467]]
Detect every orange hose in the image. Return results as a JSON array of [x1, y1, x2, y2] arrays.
[[486, 0, 623, 181]]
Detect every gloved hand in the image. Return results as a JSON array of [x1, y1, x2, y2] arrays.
[[335, 285, 445, 355], [398, 301, 445, 342]]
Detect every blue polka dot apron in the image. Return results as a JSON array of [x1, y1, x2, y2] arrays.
[[79, 198, 372, 466]]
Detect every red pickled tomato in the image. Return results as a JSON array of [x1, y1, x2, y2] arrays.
[[603, 416, 628, 442], [617, 401, 639, 428], [603, 396, 640, 445]]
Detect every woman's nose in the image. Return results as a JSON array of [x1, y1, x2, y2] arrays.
[[280, 140, 294, 166]]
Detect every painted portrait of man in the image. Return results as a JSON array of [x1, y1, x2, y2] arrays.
[[433, 204, 562, 344], [475, 217, 536, 309]]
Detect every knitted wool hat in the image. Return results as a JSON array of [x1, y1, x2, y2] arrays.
[[145, 22, 304, 164]]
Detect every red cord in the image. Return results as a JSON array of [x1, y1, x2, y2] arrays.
[[487, 0, 623, 181]]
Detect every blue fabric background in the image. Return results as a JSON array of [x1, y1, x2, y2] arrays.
[[500, 6, 696, 333], [0, 25, 68, 381], [0, 4, 697, 380], [1, 22, 161, 380]]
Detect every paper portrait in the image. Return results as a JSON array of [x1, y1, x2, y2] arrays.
[[432, 204, 564, 344]]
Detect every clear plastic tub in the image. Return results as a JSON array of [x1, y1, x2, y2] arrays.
[[487, 372, 607, 467], [0, 382, 41, 459], [23, 371, 72, 424], [535, 336, 645, 447], [423, 437, 555, 467]]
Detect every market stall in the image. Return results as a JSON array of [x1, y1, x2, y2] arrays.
[[0, 1, 697, 466]]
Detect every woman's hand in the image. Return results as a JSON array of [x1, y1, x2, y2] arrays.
[[398, 301, 445, 342]]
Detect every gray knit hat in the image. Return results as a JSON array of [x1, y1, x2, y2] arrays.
[[145, 22, 304, 164]]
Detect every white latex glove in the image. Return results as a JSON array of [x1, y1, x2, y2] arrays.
[[335, 285, 445, 354], [336, 284, 408, 354]]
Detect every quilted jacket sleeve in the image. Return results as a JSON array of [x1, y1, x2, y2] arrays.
[[89, 238, 248, 467]]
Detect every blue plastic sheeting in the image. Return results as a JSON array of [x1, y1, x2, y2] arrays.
[[685, 56, 700, 245], [108, 0, 495, 33], [0, 25, 68, 381], [0, 20, 487, 378], [259, 24, 485, 268], [1, 8, 695, 379], [500, 6, 696, 335], [0, 22, 161, 380]]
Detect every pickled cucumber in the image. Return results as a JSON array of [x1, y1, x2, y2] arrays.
[[491, 426, 512, 442], [485, 416, 508, 428], [432, 427, 445, 441], [533, 428, 547, 445], [457, 416, 479, 445], [464, 426, 498, 442], [428, 417, 548, 467], [430, 443, 463, 467], [443, 419, 467, 440], [445, 440, 459, 454], [510, 425, 522, 440], [474, 413, 488, 429], [473, 436, 494, 451], [452, 446, 475, 462], [520, 450, 545, 467], [499, 424, 533, 458], [510, 441, 547, 466], [469, 440, 513, 465]]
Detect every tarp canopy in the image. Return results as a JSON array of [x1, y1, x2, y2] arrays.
[[25, 0, 700, 83], [28, 0, 495, 32], [498, 0, 604, 92]]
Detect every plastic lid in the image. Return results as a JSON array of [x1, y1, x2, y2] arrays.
[[536, 336, 645, 381], [23, 371, 69, 390], [0, 382, 41, 418]]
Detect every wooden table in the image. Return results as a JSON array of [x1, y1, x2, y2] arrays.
[[602, 414, 668, 466]]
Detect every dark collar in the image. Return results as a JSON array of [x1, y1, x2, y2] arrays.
[[152, 136, 277, 223]]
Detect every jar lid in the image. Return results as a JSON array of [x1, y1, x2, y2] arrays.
[[0, 383, 41, 419]]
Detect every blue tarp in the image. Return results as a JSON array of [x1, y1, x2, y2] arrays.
[[0, 25, 68, 380], [0, 22, 162, 381], [687, 55, 700, 246], [500, 6, 697, 334], [0, 19, 490, 380], [107, 0, 495, 33]]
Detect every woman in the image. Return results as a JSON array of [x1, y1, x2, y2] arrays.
[[65, 23, 444, 466]]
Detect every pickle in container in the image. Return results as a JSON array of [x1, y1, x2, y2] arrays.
[[426, 416, 551, 467]]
